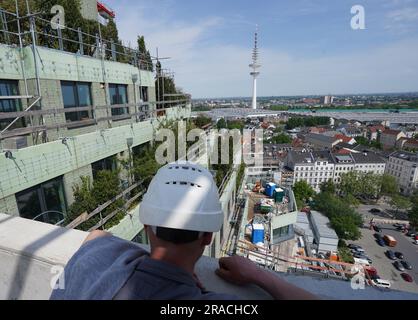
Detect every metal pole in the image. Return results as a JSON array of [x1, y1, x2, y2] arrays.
[[14, 0, 29, 97], [57, 27, 64, 51], [1, 11, 10, 44], [78, 27, 84, 55], [29, 17, 41, 99]]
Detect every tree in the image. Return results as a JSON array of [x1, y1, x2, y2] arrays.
[[409, 204, 418, 228], [339, 171, 362, 197], [137, 36, 153, 71], [193, 116, 212, 128], [390, 195, 412, 214], [293, 181, 315, 203], [66, 169, 125, 231], [380, 174, 399, 195], [270, 133, 292, 144], [312, 192, 363, 240], [216, 118, 227, 130], [320, 180, 336, 195]]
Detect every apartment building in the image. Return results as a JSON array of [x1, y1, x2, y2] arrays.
[[305, 133, 342, 149], [380, 129, 406, 150], [285, 150, 386, 191], [386, 151, 418, 195], [0, 6, 191, 243]]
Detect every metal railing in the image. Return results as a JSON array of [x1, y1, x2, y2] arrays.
[[0, 99, 190, 141], [0, 7, 154, 71]]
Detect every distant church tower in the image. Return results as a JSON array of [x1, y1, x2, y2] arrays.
[[249, 26, 261, 110]]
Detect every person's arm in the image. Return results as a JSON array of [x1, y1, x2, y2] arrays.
[[82, 230, 112, 245], [215, 255, 318, 300]]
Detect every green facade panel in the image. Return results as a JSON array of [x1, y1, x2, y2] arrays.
[[0, 44, 24, 80], [0, 120, 154, 199], [0, 44, 154, 87]]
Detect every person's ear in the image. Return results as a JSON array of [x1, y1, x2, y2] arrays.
[[201, 233, 213, 246]]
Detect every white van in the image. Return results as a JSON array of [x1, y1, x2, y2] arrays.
[[371, 279, 391, 289]]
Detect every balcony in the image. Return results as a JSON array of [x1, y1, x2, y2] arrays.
[[1, 213, 417, 300]]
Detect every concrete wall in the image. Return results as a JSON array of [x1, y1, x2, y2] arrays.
[[1, 213, 417, 300]]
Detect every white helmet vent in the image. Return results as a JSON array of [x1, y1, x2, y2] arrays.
[[168, 165, 202, 173], [165, 181, 202, 188]]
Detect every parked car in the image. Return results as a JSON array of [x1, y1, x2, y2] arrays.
[[401, 261, 412, 270], [353, 247, 365, 253], [386, 250, 396, 260], [395, 252, 404, 259], [353, 257, 371, 266], [401, 273, 414, 283], [353, 252, 372, 263], [394, 223, 403, 228], [348, 244, 362, 250], [374, 233, 383, 241], [373, 225, 382, 233], [371, 278, 391, 289], [377, 239, 386, 247], [394, 261, 405, 271], [369, 208, 381, 213], [406, 230, 416, 237], [414, 239, 418, 245]]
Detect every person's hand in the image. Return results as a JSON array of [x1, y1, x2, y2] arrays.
[[215, 255, 262, 286]]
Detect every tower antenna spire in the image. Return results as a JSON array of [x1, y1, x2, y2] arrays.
[[249, 25, 261, 110]]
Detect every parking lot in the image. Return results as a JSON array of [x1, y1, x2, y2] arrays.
[[348, 204, 418, 294]]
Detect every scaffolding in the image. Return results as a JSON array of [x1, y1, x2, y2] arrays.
[[0, 1, 190, 148]]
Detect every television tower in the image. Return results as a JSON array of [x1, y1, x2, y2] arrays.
[[249, 25, 261, 110]]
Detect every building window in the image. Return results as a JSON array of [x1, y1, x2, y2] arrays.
[[16, 176, 67, 224], [61, 81, 93, 124], [0, 80, 25, 131], [109, 84, 129, 117], [92, 155, 117, 179], [140, 86, 149, 103], [273, 225, 290, 241]]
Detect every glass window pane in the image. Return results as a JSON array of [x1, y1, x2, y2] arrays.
[[16, 187, 42, 220], [42, 178, 66, 214], [77, 83, 92, 107], [109, 85, 118, 105], [61, 82, 76, 108], [119, 85, 128, 104]]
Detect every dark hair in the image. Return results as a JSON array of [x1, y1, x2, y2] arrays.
[[155, 227, 202, 244]]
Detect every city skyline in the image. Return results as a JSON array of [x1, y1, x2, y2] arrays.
[[108, 0, 418, 99]]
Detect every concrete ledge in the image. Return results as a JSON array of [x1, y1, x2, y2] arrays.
[[1, 214, 417, 300]]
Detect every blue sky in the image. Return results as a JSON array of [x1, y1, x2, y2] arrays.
[[107, 0, 418, 98]]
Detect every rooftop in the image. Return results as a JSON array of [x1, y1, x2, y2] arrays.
[[390, 151, 418, 162], [310, 211, 339, 240]]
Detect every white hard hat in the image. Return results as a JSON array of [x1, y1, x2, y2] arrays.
[[139, 162, 224, 233]]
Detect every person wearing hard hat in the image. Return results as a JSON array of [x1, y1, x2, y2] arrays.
[[51, 162, 317, 300]]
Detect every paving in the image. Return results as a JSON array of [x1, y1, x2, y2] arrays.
[[349, 204, 418, 294]]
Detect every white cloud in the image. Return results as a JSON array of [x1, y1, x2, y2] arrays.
[[110, 1, 418, 98]]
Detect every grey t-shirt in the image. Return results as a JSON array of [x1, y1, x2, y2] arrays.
[[50, 235, 239, 300]]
